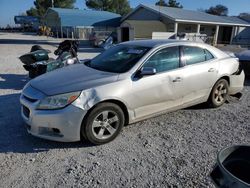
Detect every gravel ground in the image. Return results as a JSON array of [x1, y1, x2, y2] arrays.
[[0, 33, 249, 188]]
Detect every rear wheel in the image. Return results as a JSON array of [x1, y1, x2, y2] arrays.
[[82, 103, 125, 145], [208, 79, 229, 108]]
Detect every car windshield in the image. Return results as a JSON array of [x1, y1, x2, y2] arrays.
[[85, 45, 151, 73]]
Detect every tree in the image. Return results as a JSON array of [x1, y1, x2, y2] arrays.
[[155, 0, 183, 8], [155, 0, 167, 6], [205, 4, 228, 16], [85, 0, 131, 16], [167, 0, 183, 8], [239, 12, 250, 18], [110, 0, 132, 16], [26, 0, 76, 17], [26, 7, 39, 17], [239, 12, 250, 22]]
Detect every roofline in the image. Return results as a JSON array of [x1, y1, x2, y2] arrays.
[[120, 39, 186, 48], [176, 19, 250, 27], [49, 7, 121, 17], [121, 4, 176, 22], [121, 5, 140, 22], [121, 4, 250, 27]]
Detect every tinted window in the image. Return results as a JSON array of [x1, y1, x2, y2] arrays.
[[204, 49, 214, 61], [183, 46, 206, 65], [87, 45, 151, 73], [143, 46, 180, 73]]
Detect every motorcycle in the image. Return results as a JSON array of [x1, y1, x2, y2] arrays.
[[19, 40, 80, 78]]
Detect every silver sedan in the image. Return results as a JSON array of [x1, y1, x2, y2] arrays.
[[20, 40, 245, 144]]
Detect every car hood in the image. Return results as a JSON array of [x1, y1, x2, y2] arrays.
[[30, 64, 119, 96]]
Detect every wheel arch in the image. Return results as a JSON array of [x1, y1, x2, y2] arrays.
[[81, 99, 130, 127], [207, 76, 230, 108], [219, 75, 230, 86], [209, 75, 230, 93], [100, 99, 129, 125], [207, 75, 230, 102]]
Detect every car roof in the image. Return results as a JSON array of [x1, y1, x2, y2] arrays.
[[120, 39, 189, 48], [120, 39, 229, 59]]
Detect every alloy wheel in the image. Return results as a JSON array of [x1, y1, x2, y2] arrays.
[[214, 82, 228, 105], [91, 110, 119, 140]]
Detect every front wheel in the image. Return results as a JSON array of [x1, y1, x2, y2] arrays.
[[208, 79, 229, 108], [82, 103, 125, 145]]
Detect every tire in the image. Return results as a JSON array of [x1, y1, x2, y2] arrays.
[[81, 103, 125, 145], [208, 79, 229, 108]]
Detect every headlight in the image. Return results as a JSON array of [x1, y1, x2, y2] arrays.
[[37, 91, 81, 110]]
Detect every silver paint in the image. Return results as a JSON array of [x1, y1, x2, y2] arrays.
[[20, 40, 245, 142]]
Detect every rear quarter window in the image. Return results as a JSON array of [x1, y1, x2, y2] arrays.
[[204, 49, 214, 61]]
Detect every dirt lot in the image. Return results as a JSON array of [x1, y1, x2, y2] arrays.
[[0, 33, 249, 188]]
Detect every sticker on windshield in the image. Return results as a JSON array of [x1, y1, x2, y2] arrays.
[[127, 49, 145, 54]]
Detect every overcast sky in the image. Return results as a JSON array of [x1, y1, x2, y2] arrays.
[[0, 0, 249, 27]]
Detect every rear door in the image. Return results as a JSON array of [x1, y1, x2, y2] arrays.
[[180, 45, 219, 105]]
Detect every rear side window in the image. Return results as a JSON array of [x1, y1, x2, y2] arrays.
[[183, 46, 206, 65], [204, 49, 214, 61]]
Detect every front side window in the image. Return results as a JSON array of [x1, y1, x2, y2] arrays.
[[143, 46, 180, 73], [86, 45, 151, 73], [183, 46, 206, 65]]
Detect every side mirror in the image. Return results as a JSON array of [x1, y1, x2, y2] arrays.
[[140, 67, 156, 76]]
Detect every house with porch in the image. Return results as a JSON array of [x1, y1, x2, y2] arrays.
[[118, 4, 250, 45]]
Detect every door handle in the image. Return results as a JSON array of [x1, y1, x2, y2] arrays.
[[208, 68, 216, 72], [172, 77, 182, 82]]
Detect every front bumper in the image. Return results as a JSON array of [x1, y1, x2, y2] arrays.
[[20, 93, 87, 142]]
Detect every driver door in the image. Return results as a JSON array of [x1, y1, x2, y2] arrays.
[[129, 46, 185, 119]]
